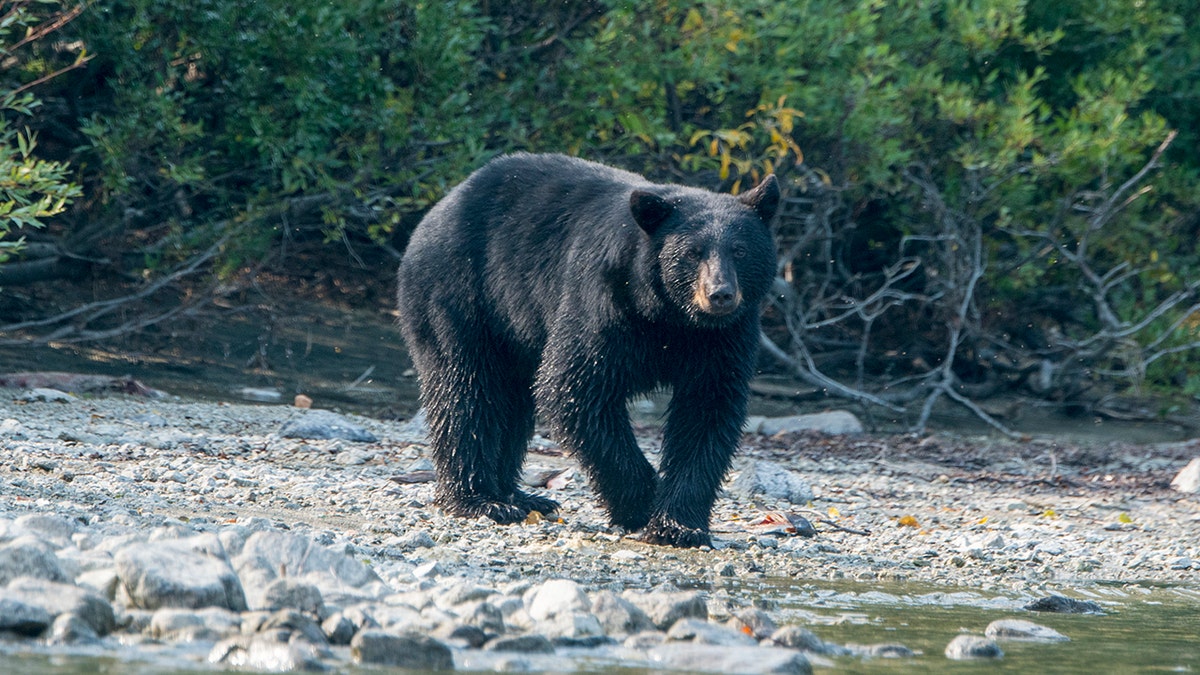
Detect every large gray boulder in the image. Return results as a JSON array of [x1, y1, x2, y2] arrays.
[[114, 536, 246, 611]]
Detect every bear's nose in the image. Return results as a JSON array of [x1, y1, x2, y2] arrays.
[[707, 284, 737, 314]]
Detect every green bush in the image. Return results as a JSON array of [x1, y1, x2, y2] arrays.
[[18, 0, 1199, 398]]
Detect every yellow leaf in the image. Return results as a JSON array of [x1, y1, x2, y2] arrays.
[[524, 510, 544, 525], [1118, 512, 1133, 523], [1041, 508, 1057, 518], [898, 515, 920, 528], [977, 516, 988, 525], [827, 506, 840, 518]]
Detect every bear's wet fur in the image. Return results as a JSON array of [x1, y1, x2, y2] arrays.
[[396, 153, 778, 547]]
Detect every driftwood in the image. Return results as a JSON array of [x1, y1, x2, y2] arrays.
[[0, 372, 164, 397]]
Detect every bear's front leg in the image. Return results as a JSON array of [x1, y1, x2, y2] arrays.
[[642, 372, 749, 548], [536, 327, 658, 532]]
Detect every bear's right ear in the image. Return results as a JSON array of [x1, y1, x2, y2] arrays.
[[630, 190, 674, 235]]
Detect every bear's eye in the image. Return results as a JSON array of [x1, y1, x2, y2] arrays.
[[685, 246, 704, 261], [732, 246, 747, 259]]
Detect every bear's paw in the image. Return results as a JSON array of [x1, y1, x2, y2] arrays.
[[640, 515, 712, 549]]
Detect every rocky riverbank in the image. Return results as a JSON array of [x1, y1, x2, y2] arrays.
[[1, 391, 1198, 672]]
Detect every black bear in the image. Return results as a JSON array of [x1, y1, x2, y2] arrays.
[[396, 153, 778, 547]]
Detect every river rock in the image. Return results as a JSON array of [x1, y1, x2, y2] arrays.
[[256, 578, 326, 617], [12, 513, 80, 546], [625, 590, 708, 630], [744, 411, 863, 436], [729, 607, 778, 639], [350, 630, 455, 669], [0, 596, 53, 636], [768, 625, 848, 656], [114, 538, 246, 611], [235, 531, 382, 606], [321, 613, 357, 645], [280, 409, 377, 443], [525, 578, 590, 621], [147, 607, 242, 641], [944, 634, 1003, 660], [591, 590, 654, 636], [667, 617, 758, 646], [1022, 595, 1104, 614], [647, 643, 812, 674], [0, 538, 69, 585], [209, 633, 327, 671], [729, 461, 814, 505], [47, 612, 99, 645], [484, 633, 556, 654], [1170, 458, 1200, 493], [5, 577, 116, 636], [985, 618, 1069, 642]]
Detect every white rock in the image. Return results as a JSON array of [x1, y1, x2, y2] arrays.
[[945, 634, 1003, 659], [746, 411, 863, 435], [525, 578, 589, 622], [1170, 458, 1200, 494], [985, 618, 1069, 642]]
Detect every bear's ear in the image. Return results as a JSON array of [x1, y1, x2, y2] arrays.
[[630, 190, 675, 235], [738, 174, 780, 224]]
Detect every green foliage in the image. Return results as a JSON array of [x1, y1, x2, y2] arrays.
[[0, 1, 84, 262], [16, 0, 1199, 389]]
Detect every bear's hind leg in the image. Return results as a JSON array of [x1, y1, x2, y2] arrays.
[[418, 348, 530, 525], [495, 388, 560, 517]]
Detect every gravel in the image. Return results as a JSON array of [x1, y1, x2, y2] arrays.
[[1, 392, 1198, 671]]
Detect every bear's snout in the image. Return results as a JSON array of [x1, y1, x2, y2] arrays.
[[694, 258, 741, 316]]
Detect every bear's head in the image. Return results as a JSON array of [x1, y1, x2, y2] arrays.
[[631, 175, 779, 326]]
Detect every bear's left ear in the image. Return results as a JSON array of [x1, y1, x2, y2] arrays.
[[738, 174, 780, 224], [630, 190, 675, 235]]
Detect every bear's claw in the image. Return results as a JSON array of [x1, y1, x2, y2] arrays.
[[509, 490, 560, 516], [640, 515, 712, 548]]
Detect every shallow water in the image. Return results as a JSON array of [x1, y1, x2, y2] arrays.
[[2, 581, 1197, 673]]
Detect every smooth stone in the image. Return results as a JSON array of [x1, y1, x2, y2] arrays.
[[46, 612, 99, 645], [0, 539, 68, 585], [745, 411, 863, 435], [321, 614, 357, 646], [253, 609, 330, 648], [1022, 595, 1104, 614], [985, 619, 1069, 642], [729, 607, 778, 639], [944, 634, 1003, 660], [647, 643, 812, 674], [147, 607, 242, 641], [525, 578, 590, 621], [209, 633, 326, 671], [768, 625, 849, 656], [624, 590, 708, 630], [280, 409, 377, 443], [667, 617, 758, 646], [5, 577, 116, 636], [591, 591, 655, 636], [0, 597, 53, 636], [12, 514, 80, 545], [114, 538, 246, 611], [256, 578, 326, 617], [484, 633, 556, 654], [728, 461, 814, 504], [235, 531, 381, 592], [540, 611, 605, 640], [350, 630, 454, 669]]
